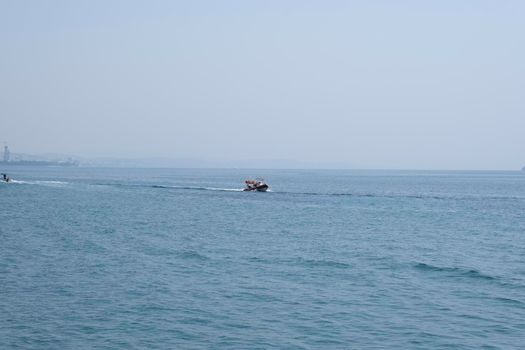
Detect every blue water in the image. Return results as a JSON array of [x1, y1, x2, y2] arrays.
[[1, 168, 525, 349]]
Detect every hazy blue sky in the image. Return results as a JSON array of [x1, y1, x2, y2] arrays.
[[1, 0, 524, 169]]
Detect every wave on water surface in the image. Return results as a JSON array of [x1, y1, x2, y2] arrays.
[[247, 256, 351, 269], [2, 169, 525, 349], [414, 262, 497, 281]]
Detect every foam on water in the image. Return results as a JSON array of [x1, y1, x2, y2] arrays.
[[8, 179, 69, 186], [152, 184, 245, 192]]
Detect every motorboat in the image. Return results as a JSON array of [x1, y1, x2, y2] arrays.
[[243, 179, 269, 192]]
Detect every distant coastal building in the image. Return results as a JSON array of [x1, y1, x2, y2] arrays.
[[0, 145, 78, 167], [3, 145, 10, 162]]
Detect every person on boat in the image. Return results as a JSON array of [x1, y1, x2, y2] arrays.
[[245, 179, 259, 191], [1, 173, 9, 182]]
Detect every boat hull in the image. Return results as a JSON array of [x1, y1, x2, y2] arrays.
[[255, 185, 268, 192], [243, 184, 269, 192]]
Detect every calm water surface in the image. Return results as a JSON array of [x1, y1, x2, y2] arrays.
[[1, 168, 525, 349]]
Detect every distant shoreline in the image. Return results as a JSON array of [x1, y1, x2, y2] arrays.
[[1, 165, 523, 173], [0, 161, 78, 167]]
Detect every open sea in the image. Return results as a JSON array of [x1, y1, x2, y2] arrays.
[[1, 167, 524, 349]]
